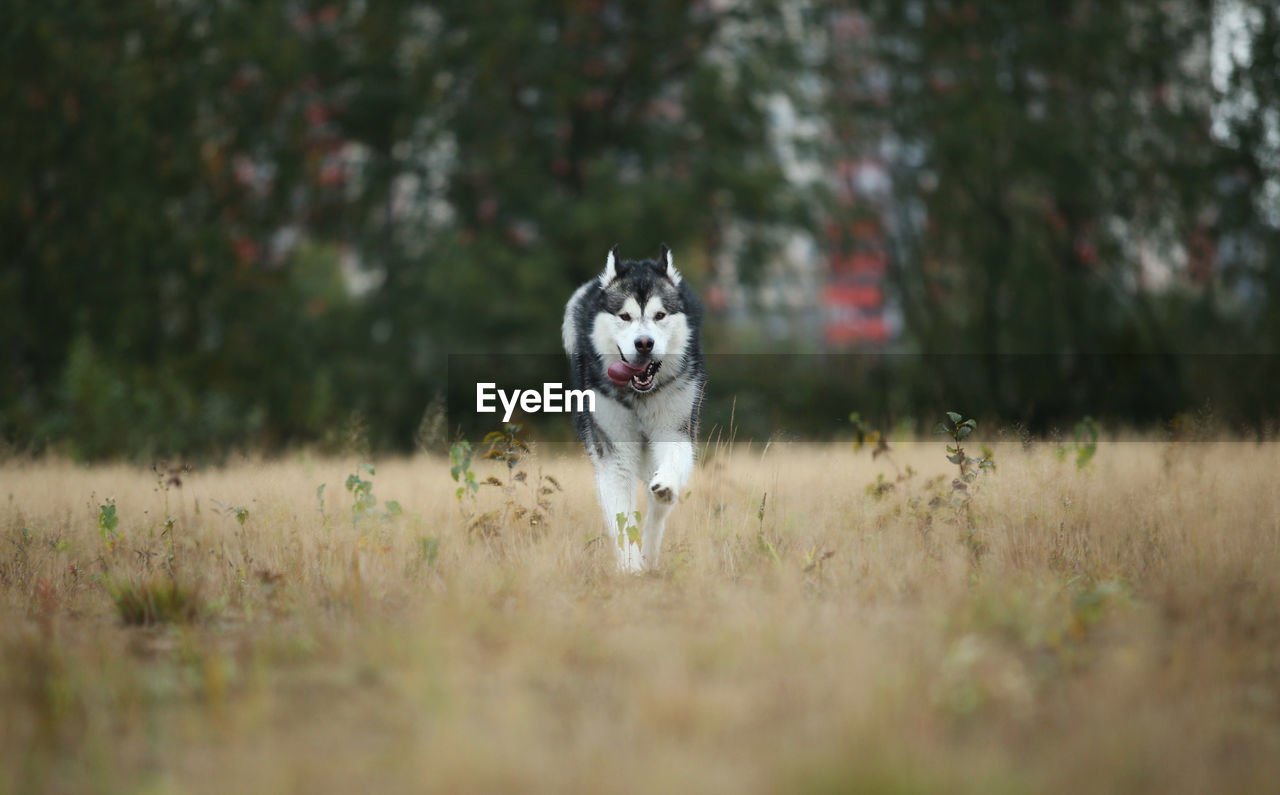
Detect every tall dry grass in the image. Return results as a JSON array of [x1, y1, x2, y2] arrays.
[[1, 439, 1278, 793]]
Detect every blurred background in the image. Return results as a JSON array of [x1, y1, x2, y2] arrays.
[[4, 0, 1278, 459]]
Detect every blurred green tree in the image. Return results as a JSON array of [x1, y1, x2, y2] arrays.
[[1, 1, 813, 457], [828, 1, 1278, 421]]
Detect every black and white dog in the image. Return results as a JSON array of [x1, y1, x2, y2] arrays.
[[562, 245, 706, 571]]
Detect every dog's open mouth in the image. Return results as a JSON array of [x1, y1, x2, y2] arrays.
[[628, 359, 661, 392], [607, 358, 662, 392]]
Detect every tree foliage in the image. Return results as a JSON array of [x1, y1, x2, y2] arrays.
[[824, 0, 1280, 421], [2, 1, 811, 457]]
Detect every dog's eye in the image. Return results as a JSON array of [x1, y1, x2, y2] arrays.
[[619, 313, 631, 322], [654, 312, 666, 321]]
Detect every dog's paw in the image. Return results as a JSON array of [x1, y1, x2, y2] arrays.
[[649, 477, 676, 504]]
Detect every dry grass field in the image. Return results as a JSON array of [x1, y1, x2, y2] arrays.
[[2, 437, 1279, 793]]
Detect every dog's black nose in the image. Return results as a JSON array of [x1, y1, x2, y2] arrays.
[[634, 336, 654, 355]]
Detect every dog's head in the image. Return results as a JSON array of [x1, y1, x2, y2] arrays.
[[592, 245, 691, 393]]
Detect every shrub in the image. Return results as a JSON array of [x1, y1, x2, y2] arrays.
[[106, 578, 203, 625]]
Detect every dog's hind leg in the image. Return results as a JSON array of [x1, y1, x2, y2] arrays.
[[593, 445, 644, 572]]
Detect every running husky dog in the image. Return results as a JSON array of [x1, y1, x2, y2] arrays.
[[562, 245, 706, 571]]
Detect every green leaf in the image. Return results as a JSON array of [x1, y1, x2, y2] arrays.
[[98, 503, 119, 533], [946, 411, 962, 425]]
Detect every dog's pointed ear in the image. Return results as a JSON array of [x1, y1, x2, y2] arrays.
[[598, 244, 620, 287], [659, 244, 682, 285]]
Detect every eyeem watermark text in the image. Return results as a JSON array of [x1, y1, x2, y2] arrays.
[[476, 383, 596, 422]]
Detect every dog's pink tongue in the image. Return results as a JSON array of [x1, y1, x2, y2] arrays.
[[607, 359, 645, 386]]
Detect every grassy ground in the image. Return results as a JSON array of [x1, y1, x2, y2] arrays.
[[2, 438, 1279, 793]]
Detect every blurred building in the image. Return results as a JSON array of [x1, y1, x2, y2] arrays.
[[707, 5, 903, 351]]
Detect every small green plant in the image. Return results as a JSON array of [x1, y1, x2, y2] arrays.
[[346, 463, 377, 516], [341, 463, 404, 523], [450, 440, 479, 500], [935, 412, 995, 568], [848, 411, 885, 454], [615, 511, 642, 552], [484, 425, 560, 532], [97, 499, 121, 551], [449, 425, 562, 537], [1072, 417, 1099, 469], [482, 423, 530, 469], [867, 473, 897, 500], [756, 531, 781, 565], [935, 411, 995, 484], [212, 501, 250, 525]]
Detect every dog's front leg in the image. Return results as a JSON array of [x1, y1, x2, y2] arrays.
[[593, 446, 643, 572], [641, 438, 694, 568]]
